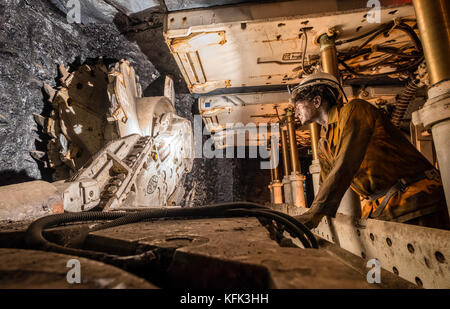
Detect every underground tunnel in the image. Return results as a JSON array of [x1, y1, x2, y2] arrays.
[[0, 0, 449, 294]]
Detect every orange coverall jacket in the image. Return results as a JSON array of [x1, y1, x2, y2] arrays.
[[312, 99, 448, 228]]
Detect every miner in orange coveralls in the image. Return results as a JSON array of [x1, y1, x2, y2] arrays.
[[291, 72, 450, 230]]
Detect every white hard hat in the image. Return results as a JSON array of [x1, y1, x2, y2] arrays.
[[289, 72, 348, 103]]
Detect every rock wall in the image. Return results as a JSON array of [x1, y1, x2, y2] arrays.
[[174, 94, 271, 207], [0, 0, 271, 206], [0, 0, 158, 185]]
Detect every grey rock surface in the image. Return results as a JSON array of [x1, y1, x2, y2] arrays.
[[49, 0, 161, 24], [0, 0, 158, 185], [0, 0, 270, 206]]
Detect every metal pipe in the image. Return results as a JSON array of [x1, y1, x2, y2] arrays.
[[308, 33, 342, 194], [285, 108, 301, 173], [412, 0, 450, 216], [271, 145, 280, 182], [285, 107, 306, 207], [280, 127, 291, 177], [270, 161, 274, 182], [309, 33, 342, 195], [413, 0, 450, 85], [310, 123, 320, 161], [269, 144, 283, 204], [280, 125, 293, 206], [319, 34, 340, 79]]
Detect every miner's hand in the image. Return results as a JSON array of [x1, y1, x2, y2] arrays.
[[295, 211, 325, 229]]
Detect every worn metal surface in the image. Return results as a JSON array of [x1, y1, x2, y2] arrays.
[[411, 0, 450, 216], [412, 80, 450, 217], [165, 1, 415, 93], [0, 248, 156, 289], [38, 59, 166, 180], [311, 214, 450, 289], [88, 217, 412, 288], [273, 205, 450, 289], [41, 62, 114, 180], [18, 56, 194, 212]]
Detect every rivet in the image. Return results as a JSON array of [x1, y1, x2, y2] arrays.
[[393, 266, 399, 275], [435, 251, 445, 263], [386, 237, 392, 247]]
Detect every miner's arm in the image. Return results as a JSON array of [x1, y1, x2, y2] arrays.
[[306, 101, 376, 221]]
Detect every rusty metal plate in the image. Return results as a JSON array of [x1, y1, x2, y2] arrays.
[[274, 204, 450, 289]]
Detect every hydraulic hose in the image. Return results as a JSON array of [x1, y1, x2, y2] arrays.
[[225, 208, 318, 249], [391, 78, 421, 127], [335, 22, 393, 46], [25, 202, 319, 263], [249, 208, 318, 248], [337, 21, 423, 78], [25, 211, 129, 263], [88, 202, 267, 232]]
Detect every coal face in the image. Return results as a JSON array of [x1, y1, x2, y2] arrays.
[[0, 0, 158, 185], [0, 0, 270, 205]]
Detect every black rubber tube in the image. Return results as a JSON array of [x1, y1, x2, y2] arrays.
[[25, 202, 318, 261], [252, 209, 319, 248], [25, 211, 128, 262], [337, 22, 423, 78], [89, 202, 267, 232], [89, 202, 318, 248], [335, 22, 393, 46]]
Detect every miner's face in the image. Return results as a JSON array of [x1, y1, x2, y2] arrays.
[[294, 95, 322, 125]]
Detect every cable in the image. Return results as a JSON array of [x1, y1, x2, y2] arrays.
[[335, 22, 393, 46], [89, 202, 266, 232], [391, 77, 420, 127], [247, 208, 318, 248], [337, 21, 423, 78], [25, 211, 128, 263], [339, 54, 423, 78], [223, 209, 312, 248], [25, 202, 319, 263]]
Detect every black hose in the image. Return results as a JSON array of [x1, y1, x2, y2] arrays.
[[356, 23, 393, 51], [225, 209, 312, 248], [231, 209, 312, 247], [375, 46, 420, 59], [25, 211, 128, 262], [337, 21, 423, 78], [391, 78, 421, 127], [339, 47, 419, 61], [25, 202, 319, 262], [301, 28, 313, 75], [339, 55, 424, 78], [89, 202, 267, 232], [249, 208, 318, 248], [335, 22, 393, 46]]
